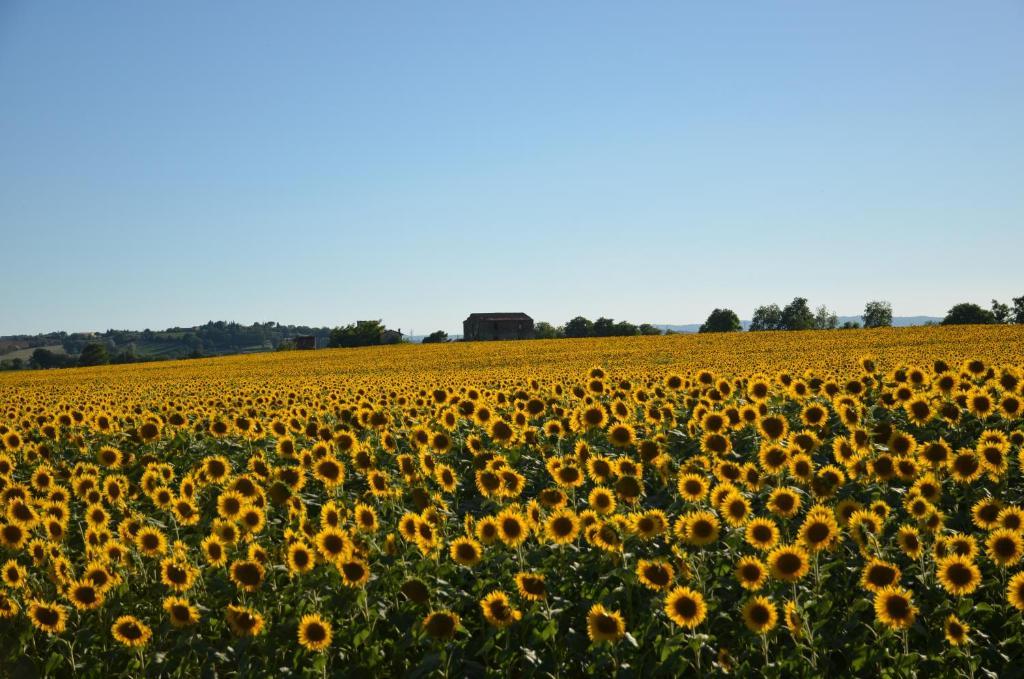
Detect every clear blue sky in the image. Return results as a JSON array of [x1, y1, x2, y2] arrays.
[[2, 2, 1022, 335]]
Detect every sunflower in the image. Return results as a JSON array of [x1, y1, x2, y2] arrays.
[[904, 397, 933, 425], [544, 508, 579, 545], [1, 559, 26, 589], [748, 376, 772, 401], [135, 526, 167, 557], [201, 535, 228, 567], [577, 405, 607, 431], [287, 542, 315, 575], [449, 536, 482, 567], [682, 511, 720, 547], [987, 529, 1024, 567], [767, 487, 801, 519], [586, 604, 626, 643], [298, 613, 333, 652], [966, 388, 994, 418], [944, 615, 969, 646], [741, 596, 778, 633], [701, 432, 732, 456], [28, 599, 67, 634], [0, 592, 19, 619], [936, 555, 981, 596], [67, 579, 104, 611], [2, 430, 23, 450], [480, 591, 522, 628], [970, 499, 1003, 532], [783, 601, 803, 639], [873, 587, 916, 630], [398, 512, 420, 542], [422, 610, 460, 640], [111, 615, 152, 647], [160, 558, 198, 593], [434, 464, 458, 493], [588, 487, 616, 515], [496, 508, 528, 548], [163, 596, 200, 627], [338, 558, 370, 587], [226, 604, 265, 637], [614, 475, 643, 504], [515, 572, 547, 601], [896, 525, 923, 558], [758, 443, 790, 475], [998, 507, 1024, 532], [904, 495, 935, 521], [799, 510, 839, 551], [677, 473, 709, 502], [631, 509, 667, 539], [757, 415, 788, 442], [768, 544, 810, 582], [664, 586, 706, 628], [607, 423, 636, 448], [720, 492, 751, 527], [538, 487, 568, 509], [1007, 571, 1024, 611], [587, 456, 615, 484], [745, 517, 780, 551], [316, 527, 351, 562], [860, 558, 901, 593], [400, 578, 430, 605], [217, 491, 248, 521], [475, 516, 500, 545], [636, 559, 674, 591], [948, 449, 982, 483], [736, 556, 769, 590], [313, 455, 345, 488], [229, 559, 265, 592]]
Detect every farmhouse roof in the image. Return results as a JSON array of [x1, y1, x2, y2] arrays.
[[464, 312, 533, 322]]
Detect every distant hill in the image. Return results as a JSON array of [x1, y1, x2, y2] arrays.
[[655, 316, 942, 333], [0, 321, 336, 364]]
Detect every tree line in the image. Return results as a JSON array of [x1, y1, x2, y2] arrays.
[[4, 296, 1021, 370], [702, 296, 1024, 333]]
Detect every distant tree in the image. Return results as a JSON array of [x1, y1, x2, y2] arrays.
[[29, 348, 62, 369], [534, 322, 564, 339], [110, 347, 137, 363], [592, 317, 616, 337], [813, 305, 838, 330], [422, 330, 449, 344], [78, 343, 110, 367], [699, 308, 741, 333], [749, 304, 783, 331], [613, 321, 639, 336], [781, 298, 815, 331], [0, 358, 24, 371], [942, 303, 996, 326], [638, 323, 662, 336], [991, 299, 1011, 324], [841, 321, 861, 329], [1013, 296, 1024, 324], [329, 320, 385, 348], [862, 301, 893, 328], [564, 316, 594, 338]]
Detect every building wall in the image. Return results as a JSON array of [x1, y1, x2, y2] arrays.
[[380, 330, 402, 345], [463, 318, 535, 341]]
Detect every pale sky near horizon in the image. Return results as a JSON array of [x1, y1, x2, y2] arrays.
[[1, 2, 1022, 335]]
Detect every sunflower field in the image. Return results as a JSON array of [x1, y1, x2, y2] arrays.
[[0, 325, 1023, 677]]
